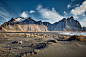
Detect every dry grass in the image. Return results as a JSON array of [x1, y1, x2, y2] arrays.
[[53, 35, 58, 38], [68, 35, 86, 42]]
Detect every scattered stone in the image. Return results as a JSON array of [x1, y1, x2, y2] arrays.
[[34, 50, 38, 54], [18, 40, 22, 44], [32, 52, 34, 55]]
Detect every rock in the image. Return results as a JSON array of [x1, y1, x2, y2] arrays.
[[18, 40, 22, 44], [34, 50, 38, 54]]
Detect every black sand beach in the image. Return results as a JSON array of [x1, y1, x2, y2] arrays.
[[0, 32, 86, 57]]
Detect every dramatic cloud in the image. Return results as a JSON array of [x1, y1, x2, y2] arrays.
[[20, 11, 29, 18], [64, 11, 68, 15], [70, 1, 86, 16], [29, 10, 35, 13], [36, 5, 63, 23]]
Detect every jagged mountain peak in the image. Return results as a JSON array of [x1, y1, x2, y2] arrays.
[[67, 16, 74, 20], [70, 16, 74, 19], [15, 17, 26, 22], [19, 17, 26, 19], [0, 16, 84, 31], [8, 18, 17, 22], [27, 17, 32, 19]]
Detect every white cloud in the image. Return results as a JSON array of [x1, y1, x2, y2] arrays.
[[76, 4, 80, 6], [80, 22, 86, 27], [70, 1, 86, 16], [73, 16, 78, 19], [67, 4, 71, 9], [36, 5, 63, 23], [64, 11, 68, 15], [71, 0, 75, 1], [20, 11, 29, 18], [29, 10, 35, 13], [83, 14, 85, 16], [52, 8, 56, 12], [42, 20, 54, 24], [80, 17, 86, 26]]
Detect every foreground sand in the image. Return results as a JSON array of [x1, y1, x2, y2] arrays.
[[0, 32, 86, 57], [31, 40, 86, 57]]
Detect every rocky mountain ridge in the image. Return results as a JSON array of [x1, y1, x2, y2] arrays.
[[0, 16, 84, 32]]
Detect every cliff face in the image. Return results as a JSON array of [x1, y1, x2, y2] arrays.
[[48, 16, 82, 31], [0, 16, 83, 32]]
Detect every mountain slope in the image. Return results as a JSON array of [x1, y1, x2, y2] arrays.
[[0, 16, 83, 32], [1, 24, 48, 32], [48, 16, 82, 31]]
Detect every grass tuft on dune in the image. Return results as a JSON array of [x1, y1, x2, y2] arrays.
[[68, 35, 86, 42]]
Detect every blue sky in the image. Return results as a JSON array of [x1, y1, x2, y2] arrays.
[[0, 0, 86, 27]]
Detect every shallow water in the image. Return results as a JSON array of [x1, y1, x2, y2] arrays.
[[58, 32, 86, 36]]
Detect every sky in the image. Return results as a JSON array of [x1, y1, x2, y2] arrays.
[[0, 0, 86, 27]]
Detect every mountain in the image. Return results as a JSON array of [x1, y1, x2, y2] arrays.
[[0, 16, 84, 32], [83, 27, 86, 31], [48, 16, 82, 31]]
